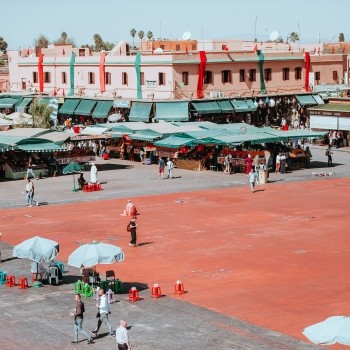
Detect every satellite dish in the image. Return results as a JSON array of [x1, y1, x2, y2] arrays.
[[154, 48, 163, 54], [182, 32, 192, 40], [269, 31, 280, 41]]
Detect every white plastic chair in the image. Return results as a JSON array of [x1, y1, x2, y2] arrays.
[[48, 266, 59, 285]]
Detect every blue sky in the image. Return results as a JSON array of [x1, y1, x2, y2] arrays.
[[2, 0, 349, 49]]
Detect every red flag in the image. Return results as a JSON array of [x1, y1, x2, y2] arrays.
[[313, 47, 316, 53], [186, 46, 188, 54], [119, 47, 122, 55], [62, 89, 65, 97], [318, 48, 320, 55], [332, 46, 335, 54], [253, 43, 258, 52], [288, 44, 291, 52], [26, 48, 30, 56], [152, 45, 155, 54], [222, 44, 229, 51], [53, 89, 57, 96], [62, 48, 65, 55]]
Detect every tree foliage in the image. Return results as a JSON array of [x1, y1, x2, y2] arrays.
[[339, 33, 345, 42], [289, 32, 299, 43], [147, 31, 153, 40], [29, 99, 53, 128], [92, 34, 114, 51], [0, 36, 8, 54], [130, 28, 137, 48], [54, 32, 75, 46], [34, 34, 50, 48], [138, 30, 145, 41]]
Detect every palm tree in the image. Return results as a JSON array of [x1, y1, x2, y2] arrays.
[[339, 33, 345, 42], [138, 30, 145, 47], [289, 32, 299, 43], [147, 31, 153, 40], [33, 34, 49, 48], [130, 28, 137, 48], [29, 99, 53, 128]]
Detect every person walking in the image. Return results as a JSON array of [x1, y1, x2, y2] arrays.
[[116, 320, 131, 350], [90, 289, 114, 338], [326, 145, 333, 167], [128, 217, 138, 247], [158, 156, 165, 179], [248, 169, 257, 193], [26, 156, 36, 180], [71, 293, 93, 344], [166, 158, 174, 179], [23, 179, 35, 207]]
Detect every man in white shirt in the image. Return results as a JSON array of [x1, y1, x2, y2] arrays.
[[90, 289, 114, 337], [166, 158, 174, 179], [116, 320, 130, 350]]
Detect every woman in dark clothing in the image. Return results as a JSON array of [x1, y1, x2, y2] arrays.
[[129, 217, 138, 247]]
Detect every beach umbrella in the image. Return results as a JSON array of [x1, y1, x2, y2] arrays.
[[13, 236, 59, 280], [303, 316, 350, 345], [62, 162, 84, 192], [68, 241, 125, 268]]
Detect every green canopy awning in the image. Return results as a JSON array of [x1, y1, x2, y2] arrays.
[[154, 135, 194, 148], [0, 97, 20, 108], [231, 99, 257, 112], [296, 95, 318, 106], [192, 101, 221, 114], [17, 142, 66, 152], [17, 97, 33, 110], [59, 99, 81, 115], [216, 100, 234, 112], [155, 102, 189, 121], [129, 102, 152, 122], [91, 100, 113, 119], [74, 99, 97, 116]]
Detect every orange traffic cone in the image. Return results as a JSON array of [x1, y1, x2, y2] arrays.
[[151, 283, 162, 298], [174, 280, 185, 295], [128, 287, 140, 302]]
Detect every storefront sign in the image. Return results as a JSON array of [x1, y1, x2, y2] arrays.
[[56, 156, 96, 165], [309, 110, 350, 117], [113, 100, 130, 108], [70, 134, 112, 141]]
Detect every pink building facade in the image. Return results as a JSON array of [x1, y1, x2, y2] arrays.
[[7, 43, 349, 101]]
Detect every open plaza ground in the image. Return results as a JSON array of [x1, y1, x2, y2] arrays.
[[0, 145, 349, 349]]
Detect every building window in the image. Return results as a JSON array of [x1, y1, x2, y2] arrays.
[[79, 49, 86, 57], [239, 69, 245, 82], [88, 72, 95, 84], [192, 44, 196, 50], [249, 69, 256, 82], [282, 68, 290, 81], [140, 72, 145, 85], [105, 72, 111, 85], [175, 45, 180, 51], [61, 72, 67, 84], [295, 67, 302, 80], [44, 72, 51, 83], [264, 68, 272, 81], [122, 72, 128, 85], [333, 71, 338, 81], [182, 72, 189, 85], [221, 70, 232, 83], [204, 71, 213, 84], [158, 72, 165, 85], [160, 45, 165, 50], [315, 71, 321, 81], [33, 72, 38, 83]]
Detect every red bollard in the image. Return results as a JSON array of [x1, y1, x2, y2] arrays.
[[174, 280, 185, 295], [151, 284, 162, 298], [128, 287, 140, 302]]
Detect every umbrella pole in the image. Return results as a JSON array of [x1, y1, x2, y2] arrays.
[[72, 174, 78, 192]]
